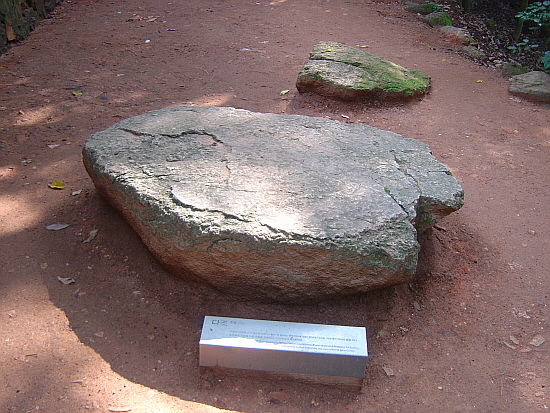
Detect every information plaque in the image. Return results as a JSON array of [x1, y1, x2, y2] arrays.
[[199, 316, 368, 387]]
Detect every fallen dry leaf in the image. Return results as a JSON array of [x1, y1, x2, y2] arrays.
[[529, 334, 546, 347], [382, 366, 395, 376], [82, 229, 99, 244], [57, 276, 75, 285], [502, 341, 517, 350], [45, 223, 69, 231]]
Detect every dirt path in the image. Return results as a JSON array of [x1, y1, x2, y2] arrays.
[[1, 0, 549, 412]]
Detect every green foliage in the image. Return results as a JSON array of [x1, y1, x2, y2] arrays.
[[426, 2, 444, 13], [513, 1, 550, 72], [542, 51, 550, 71], [507, 38, 539, 52], [516, 1, 550, 32]]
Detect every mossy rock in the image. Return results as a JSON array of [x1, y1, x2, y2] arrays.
[[424, 12, 452, 27], [296, 41, 430, 102], [501, 62, 529, 77], [462, 46, 489, 62], [405, 2, 437, 15]]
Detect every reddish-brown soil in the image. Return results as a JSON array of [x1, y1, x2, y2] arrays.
[[1, 1, 549, 412]]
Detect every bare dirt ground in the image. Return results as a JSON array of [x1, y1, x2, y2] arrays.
[[1, 0, 549, 412]]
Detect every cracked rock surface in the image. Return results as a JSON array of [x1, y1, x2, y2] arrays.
[[83, 106, 463, 302]]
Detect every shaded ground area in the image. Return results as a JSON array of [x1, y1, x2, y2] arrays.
[[444, 0, 548, 70], [1, 0, 549, 412]]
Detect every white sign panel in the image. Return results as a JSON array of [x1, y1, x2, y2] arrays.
[[199, 316, 368, 385]]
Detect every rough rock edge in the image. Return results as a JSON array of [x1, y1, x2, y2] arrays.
[[509, 71, 550, 103], [83, 106, 464, 302]]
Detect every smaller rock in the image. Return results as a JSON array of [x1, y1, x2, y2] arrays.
[[509, 71, 550, 103], [438, 26, 474, 45], [424, 12, 452, 27], [462, 46, 488, 62], [501, 62, 529, 77], [296, 41, 430, 102], [405, 1, 436, 15]]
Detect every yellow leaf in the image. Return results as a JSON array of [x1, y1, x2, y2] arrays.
[[48, 180, 66, 189], [476, 80, 483, 83], [72, 90, 83, 96], [280, 90, 290, 95]]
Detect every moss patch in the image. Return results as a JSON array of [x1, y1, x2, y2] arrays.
[[296, 41, 430, 101]]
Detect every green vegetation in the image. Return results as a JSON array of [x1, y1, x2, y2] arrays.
[[508, 38, 540, 52], [426, 2, 444, 13], [516, 1, 550, 33], [513, 1, 550, 71]]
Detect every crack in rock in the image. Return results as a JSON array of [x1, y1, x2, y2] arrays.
[[83, 106, 463, 302]]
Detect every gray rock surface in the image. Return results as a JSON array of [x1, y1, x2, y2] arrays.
[[438, 26, 474, 45], [296, 41, 430, 101], [462, 45, 489, 62], [509, 71, 550, 103], [83, 106, 463, 302], [501, 62, 529, 77]]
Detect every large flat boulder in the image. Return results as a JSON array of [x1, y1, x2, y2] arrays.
[[83, 106, 463, 302], [296, 41, 430, 101]]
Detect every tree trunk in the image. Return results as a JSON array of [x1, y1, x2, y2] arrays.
[[513, 0, 532, 41]]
